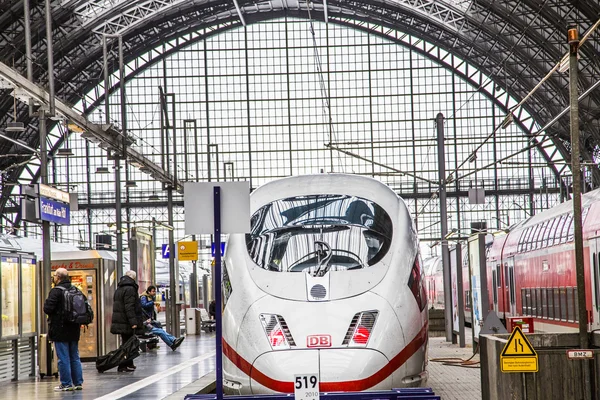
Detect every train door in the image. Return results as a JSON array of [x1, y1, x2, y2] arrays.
[[504, 257, 516, 316], [589, 237, 600, 330], [491, 263, 499, 314]]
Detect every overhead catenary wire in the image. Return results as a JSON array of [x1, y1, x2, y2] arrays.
[[452, 16, 600, 183]]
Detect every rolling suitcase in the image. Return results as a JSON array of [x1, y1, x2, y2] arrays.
[[96, 335, 141, 373], [38, 334, 58, 378]]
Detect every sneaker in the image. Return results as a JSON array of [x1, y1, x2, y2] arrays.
[[170, 337, 185, 351], [54, 385, 74, 392], [117, 366, 136, 372], [74, 385, 83, 391]]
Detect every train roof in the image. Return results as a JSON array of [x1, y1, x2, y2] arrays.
[[250, 174, 402, 211], [514, 187, 600, 231]]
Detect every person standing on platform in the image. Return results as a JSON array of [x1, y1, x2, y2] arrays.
[[110, 270, 144, 372], [43, 268, 84, 392]]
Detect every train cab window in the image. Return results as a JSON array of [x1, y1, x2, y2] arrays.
[[246, 194, 393, 273], [223, 261, 232, 306]]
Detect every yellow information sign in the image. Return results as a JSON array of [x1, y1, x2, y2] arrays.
[[500, 326, 538, 373], [178, 241, 199, 261]]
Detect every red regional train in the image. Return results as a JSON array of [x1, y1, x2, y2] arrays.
[[487, 188, 600, 333]]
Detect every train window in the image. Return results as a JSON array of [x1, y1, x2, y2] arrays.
[[547, 218, 560, 246], [492, 271, 497, 304], [534, 223, 545, 250], [540, 221, 550, 248], [556, 215, 568, 244], [521, 289, 527, 315], [508, 267, 516, 305], [560, 288, 568, 320], [554, 289, 561, 320], [595, 253, 600, 313], [541, 289, 548, 318], [547, 288, 554, 319], [535, 288, 542, 317], [566, 215, 574, 242], [567, 288, 579, 322], [246, 194, 393, 272], [518, 228, 530, 253], [567, 287, 575, 322]]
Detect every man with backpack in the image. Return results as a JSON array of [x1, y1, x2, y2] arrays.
[[43, 268, 89, 392]]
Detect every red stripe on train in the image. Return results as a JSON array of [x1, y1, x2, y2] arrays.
[[222, 321, 428, 393]]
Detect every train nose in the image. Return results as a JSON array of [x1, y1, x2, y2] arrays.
[[250, 349, 391, 393]]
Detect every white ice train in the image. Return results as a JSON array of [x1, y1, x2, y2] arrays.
[[221, 174, 428, 394]]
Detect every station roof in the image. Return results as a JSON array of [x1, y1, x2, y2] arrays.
[[0, 0, 599, 219]]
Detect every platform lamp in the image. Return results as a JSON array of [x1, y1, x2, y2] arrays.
[[56, 121, 74, 157], [148, 192, 160, 201]]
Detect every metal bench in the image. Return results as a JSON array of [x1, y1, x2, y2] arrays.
[[199, 308, 216, 333]]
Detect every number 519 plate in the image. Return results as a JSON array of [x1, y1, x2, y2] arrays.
[[294, 373, 320, 400]]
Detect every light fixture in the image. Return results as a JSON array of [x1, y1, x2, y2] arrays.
[[57, 148, 74, 157], [57, 121, 74, 157], [148, 193, 160, 201], [125, 180, 137, 188], [96, 166, 110, 174], [5, 122, 25, 132]]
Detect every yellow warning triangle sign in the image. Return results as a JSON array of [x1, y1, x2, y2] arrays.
[[501, 326, 537, 357]]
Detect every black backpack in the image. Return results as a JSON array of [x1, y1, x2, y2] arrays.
[[57, 286, 94, 325]]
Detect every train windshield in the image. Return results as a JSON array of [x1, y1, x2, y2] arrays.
[[246, 194, 393, 273]]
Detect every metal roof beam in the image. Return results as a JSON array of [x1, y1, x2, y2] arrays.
[[0, 60, 181, 192]]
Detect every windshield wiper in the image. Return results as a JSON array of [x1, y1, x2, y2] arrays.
[[313, 240, 332, 277]]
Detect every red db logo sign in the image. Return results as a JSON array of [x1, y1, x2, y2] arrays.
[[307, 335, 331, 348]]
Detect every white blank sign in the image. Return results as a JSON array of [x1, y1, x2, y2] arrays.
[[184, 181, 251, 234]]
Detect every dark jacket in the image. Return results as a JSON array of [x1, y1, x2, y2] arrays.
[[110, 276, 144, 335], [140, 290, 157, 320], [43, 280, 81, 342]]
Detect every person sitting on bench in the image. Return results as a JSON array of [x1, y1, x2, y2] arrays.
[[142, 319, 184, 351]]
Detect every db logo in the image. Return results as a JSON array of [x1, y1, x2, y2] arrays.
[[307, 334, 331, 348]]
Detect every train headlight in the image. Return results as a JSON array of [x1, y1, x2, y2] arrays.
[[259, 314, 296, 350], [342, 311, 378, 347]]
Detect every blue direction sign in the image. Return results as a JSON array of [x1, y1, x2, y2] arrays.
[[40, 197, 70, 225], [211, 242, 226, 257], [161, 244, 171, 259]]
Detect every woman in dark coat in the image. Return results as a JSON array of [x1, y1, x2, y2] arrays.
[[111, 270, 144, 372]]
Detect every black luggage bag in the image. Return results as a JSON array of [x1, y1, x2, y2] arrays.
[[96, 335, 141, 373]]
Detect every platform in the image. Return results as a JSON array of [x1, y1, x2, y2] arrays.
[[3, 330, 482, 400], [3, 334, 216, 400], [427, 335, 481, 400]]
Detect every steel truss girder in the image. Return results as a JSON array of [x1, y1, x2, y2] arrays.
[[0, 0, 598, 216]]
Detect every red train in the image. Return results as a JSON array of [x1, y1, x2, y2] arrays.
[[425, 188, 600, 333], [487, 189, 600, 332]]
